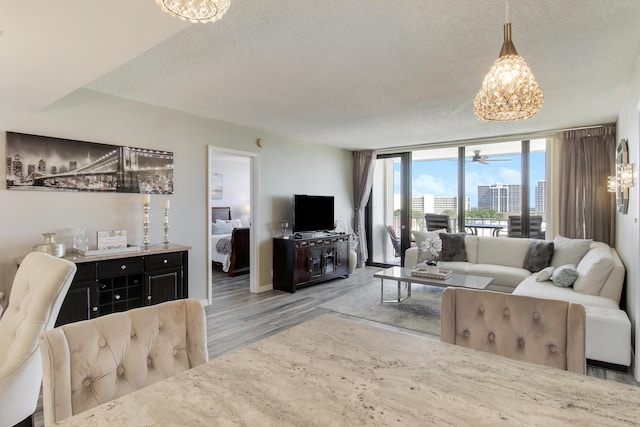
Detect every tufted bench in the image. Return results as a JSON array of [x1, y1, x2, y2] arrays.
[[441, 287, 586, 374], [39, 299, 208, 425]]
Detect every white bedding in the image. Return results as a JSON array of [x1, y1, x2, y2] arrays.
[[211, 233, 232, 272]]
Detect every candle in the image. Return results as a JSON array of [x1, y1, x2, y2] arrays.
[[142, 194, 151, 204], [163, 199, 170, 210]]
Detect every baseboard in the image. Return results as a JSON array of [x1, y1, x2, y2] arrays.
[[587, 358, 630, 373]]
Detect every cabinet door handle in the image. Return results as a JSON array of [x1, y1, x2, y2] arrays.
[[114, 294, 121, 300], [308, 257, 313, 273], [121, 265, 127, 270], [163, 259, 168, 264], [147, 295, 152, 301], [92, 307, 98, 312]]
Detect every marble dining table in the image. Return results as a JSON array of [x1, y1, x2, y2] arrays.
[[56, 314, 639, 426]]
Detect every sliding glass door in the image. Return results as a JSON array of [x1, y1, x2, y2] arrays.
[[368, 153, 411, 266]]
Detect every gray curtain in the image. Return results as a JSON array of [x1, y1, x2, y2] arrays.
[[353, 150, 376, 267], [558, 125, 616, 246]]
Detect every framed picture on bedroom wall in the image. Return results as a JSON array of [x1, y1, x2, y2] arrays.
[[211, 173, 223, 199]]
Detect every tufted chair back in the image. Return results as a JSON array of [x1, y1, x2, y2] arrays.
[[441, 287, 586, 374], [39, 298, 207, 425], [0, 252, 77, 427]]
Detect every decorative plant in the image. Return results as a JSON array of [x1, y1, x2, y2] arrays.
[[334, 220, 359, 252], [420, 234, 442, 266]]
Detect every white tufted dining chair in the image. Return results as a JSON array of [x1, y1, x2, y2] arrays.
[[441, 287, 586, 374], [39, 299, 208, 426], [0, 252, 77, 427]]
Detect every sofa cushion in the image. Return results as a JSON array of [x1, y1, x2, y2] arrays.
[[523, 240, 554, 272], [551, 264, 578, 288], [513, 275, 619, 309], [572, 247, 614, 296], [535, 266, 554, 282], [463, 236, 479, 263], [438, 261, 472, 274], [466, 264, 530, 288], [551, 235, 592, 268], [476, 236, 532, 268], [439, 233, 467, 261]]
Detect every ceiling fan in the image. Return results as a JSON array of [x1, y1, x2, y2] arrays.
[[468, 150, 512, 164]]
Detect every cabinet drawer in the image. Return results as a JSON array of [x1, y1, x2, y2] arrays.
[[145, 253, 183, 270], [73, 262, 97, 282], [99, 257, 144, 276]]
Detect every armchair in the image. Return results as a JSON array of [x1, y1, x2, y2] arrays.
[[0, 252, 76, 427]]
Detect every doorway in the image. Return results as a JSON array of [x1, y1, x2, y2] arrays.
[[207, 146, 260, 303]]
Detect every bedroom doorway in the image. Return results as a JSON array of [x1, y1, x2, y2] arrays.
[[207, 146, 260, 303]]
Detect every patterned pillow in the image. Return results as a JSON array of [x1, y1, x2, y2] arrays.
[[551, 264, 578, 288], [523, 240, 554, 272], [439, 233, 467, 262]]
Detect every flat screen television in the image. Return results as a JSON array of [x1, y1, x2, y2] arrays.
[[293, 194, 335, 233]]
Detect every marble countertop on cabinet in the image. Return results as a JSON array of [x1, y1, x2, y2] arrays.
[[64, 243, 191, 263]]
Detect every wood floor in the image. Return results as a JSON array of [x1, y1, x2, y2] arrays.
[[207, 266, 639, 386], [31, 266, 638, 426]]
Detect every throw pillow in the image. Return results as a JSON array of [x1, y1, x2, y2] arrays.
[[535, 266, 554, 282], [217, 218, 243, 228], [211, 222, 234, 235], [551, 264, 578, 288], [572, 247, 614, 296], [550, 235, 592, 268], [523, 240, 554, 273], [439, 233, 467, 262]]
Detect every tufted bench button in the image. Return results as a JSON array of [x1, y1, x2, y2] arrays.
[[518, 338, 525, 347], [533, 312, 540, 321], [82, 378, 92, 388], [117, 366, 125, 376], [478, 305, 485, 314], [147, 357, 152, 366], [130, 329, 136, 338], [503, 308, 510, 317], [98, 337, 107, 347], [548, 344, 558, 353], [173, 348, 178, 356], [463, 329, 470, 338], [488, 332, 495, 342]]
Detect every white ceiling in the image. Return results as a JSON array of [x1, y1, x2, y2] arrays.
[[2, 1, 640, 151]]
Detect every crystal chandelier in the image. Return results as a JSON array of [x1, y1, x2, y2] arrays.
[[155, 0, 230, 24], [474, 0, 543, 122]]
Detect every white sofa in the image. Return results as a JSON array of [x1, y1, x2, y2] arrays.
[[405, 235, 631, 367]]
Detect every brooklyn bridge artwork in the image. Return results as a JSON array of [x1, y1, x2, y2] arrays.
[[6, 132, 173, 194]]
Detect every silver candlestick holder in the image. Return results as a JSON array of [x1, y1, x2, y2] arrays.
[[163, 207, 170, 245], [143, 202, 150, 246]]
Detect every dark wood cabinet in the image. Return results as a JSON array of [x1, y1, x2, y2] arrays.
[[273, 235, 350, 293], [56, 244, 189, 327]]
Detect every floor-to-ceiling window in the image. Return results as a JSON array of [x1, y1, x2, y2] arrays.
[[367, 139, 548, 267]]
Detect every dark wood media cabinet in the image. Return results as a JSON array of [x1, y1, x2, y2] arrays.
[[55, 244, 190, 327], [273, 235, 350, 293]]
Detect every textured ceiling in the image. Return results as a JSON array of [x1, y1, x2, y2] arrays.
[[3, 1, 640, 150]]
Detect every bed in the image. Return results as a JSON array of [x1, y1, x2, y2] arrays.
[[211, 207, 250, 277]]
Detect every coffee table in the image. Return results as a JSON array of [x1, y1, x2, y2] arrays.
[[374, 266, 493, 303]]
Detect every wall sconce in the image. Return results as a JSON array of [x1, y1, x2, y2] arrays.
[[618, 162, 634, 189], [607, 175, 617, 193]]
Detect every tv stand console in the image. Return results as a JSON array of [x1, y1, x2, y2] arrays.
[[273, 235, 350, 293]]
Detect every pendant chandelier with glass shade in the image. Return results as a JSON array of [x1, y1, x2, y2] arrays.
[[155, 0, 230, 24], [473, 0, 543, 122]]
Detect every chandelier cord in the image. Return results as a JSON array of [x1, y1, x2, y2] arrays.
[[505, 0, 510, 24]]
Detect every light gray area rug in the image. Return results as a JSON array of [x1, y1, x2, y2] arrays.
[[319, 281, 443, 336]]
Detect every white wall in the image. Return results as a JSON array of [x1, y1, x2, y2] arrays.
[[616, 54, 640, 380], [0, 89, 353, 301], [209, 154, 251, 225]]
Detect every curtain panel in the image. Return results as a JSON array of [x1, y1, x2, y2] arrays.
[[353, 150, 376, 267], [558, 125, 616, 246]]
